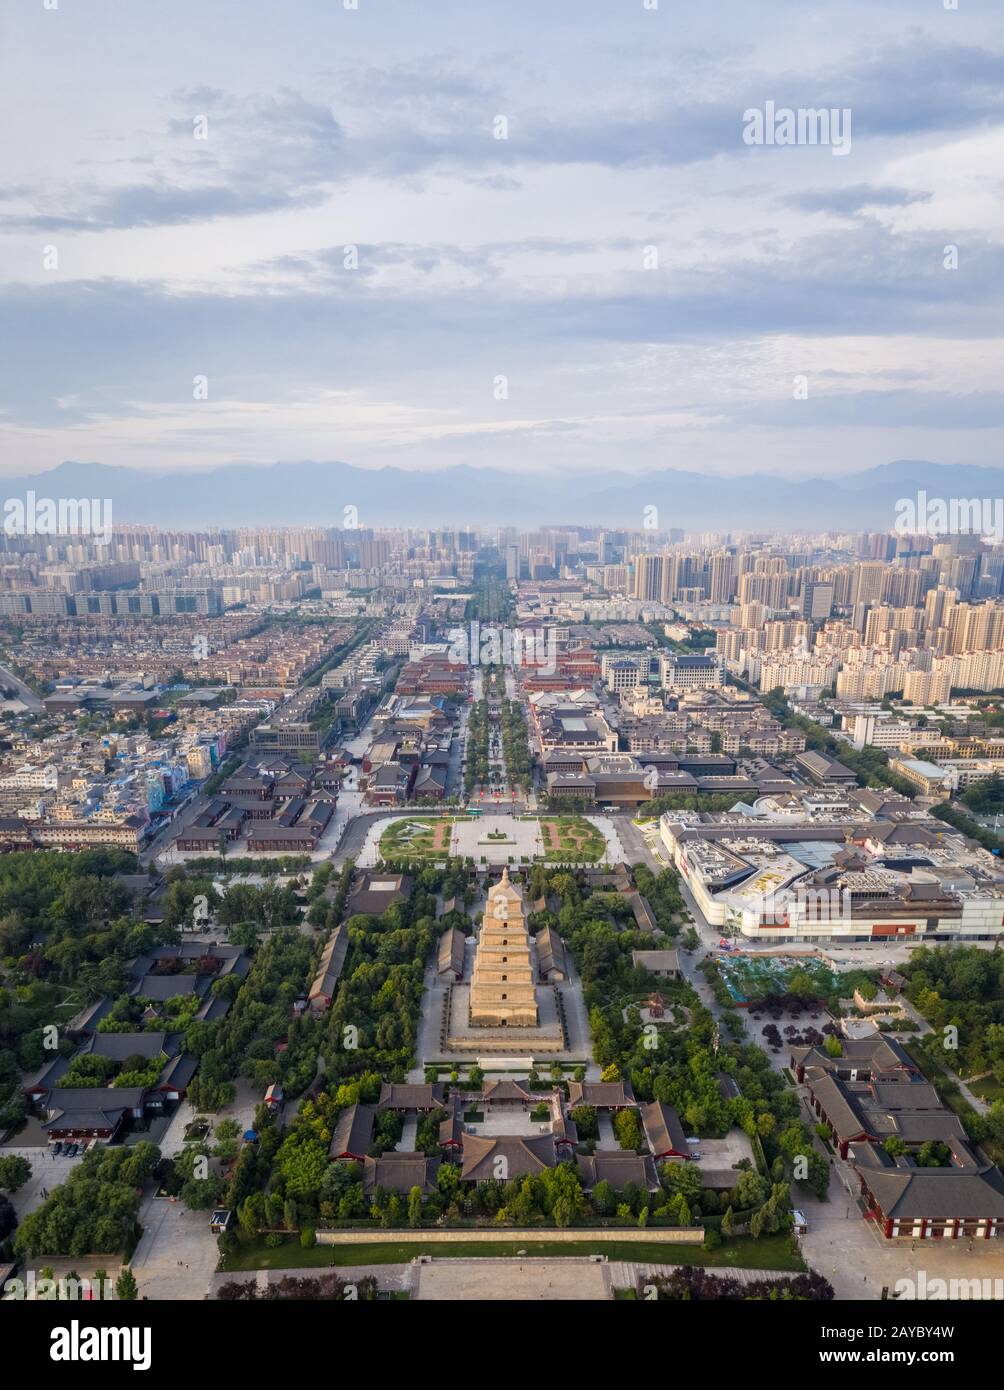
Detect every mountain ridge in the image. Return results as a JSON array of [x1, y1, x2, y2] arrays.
[[2, 458, 1002, 530]]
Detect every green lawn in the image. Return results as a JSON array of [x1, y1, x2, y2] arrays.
[[220, 1232, 804, 1273], [542, 815, 607, 863], [968, 1075, 1004, 1104], [379, 817, 463, 862]]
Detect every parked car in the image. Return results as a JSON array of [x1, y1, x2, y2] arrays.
[[51, 1142, 64, 1156]]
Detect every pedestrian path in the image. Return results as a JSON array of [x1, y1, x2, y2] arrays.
[[606, 1261, 797, 1290]]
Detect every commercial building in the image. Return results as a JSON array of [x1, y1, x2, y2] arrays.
[[660, 798, 1004, 943]]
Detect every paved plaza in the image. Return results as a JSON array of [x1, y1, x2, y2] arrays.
[[1, 1143, 83, 1223], [413, 1258, 612, 1301], [800, 1179, 1004, 1300], [130, 1195, 220, 1300], [451, 815, 543, 863], [465, 1110, 554, 1137]]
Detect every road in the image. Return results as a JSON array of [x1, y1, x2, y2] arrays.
[[611, 815, 663, 872], [0, 659, 44, 712], [140, 785, 204, 865], [331, 807, 424, 866]]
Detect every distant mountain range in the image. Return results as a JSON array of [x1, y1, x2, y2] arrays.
[[2, 458, 1003, 532]]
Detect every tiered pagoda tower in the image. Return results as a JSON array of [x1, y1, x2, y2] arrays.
[[469, 868, 539, 1028]]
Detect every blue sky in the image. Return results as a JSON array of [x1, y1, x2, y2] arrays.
[[1, 0, 1002, 479]]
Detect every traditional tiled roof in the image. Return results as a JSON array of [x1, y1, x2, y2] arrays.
[[482, 1078, 533, 1104], [576, 1152, 659, 1192], [536, 925, 566, 978], [459, 1133, 557, 1182], [309, 924, 349, 1003], [362, 1152, 440, 1195], [376, 1083, 446, 1112], [329, 1102, 375, 1160], [855, 1147, 1004, 1220], [437, 927, 465, 977], [567, 1080, 635, 1108], [640, 1101, 692, 1158]]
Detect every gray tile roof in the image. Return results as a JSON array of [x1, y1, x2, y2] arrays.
[[329, 1102, 375, 1160]]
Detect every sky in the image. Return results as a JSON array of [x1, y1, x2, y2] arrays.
[[0, 0, 1002, 482]]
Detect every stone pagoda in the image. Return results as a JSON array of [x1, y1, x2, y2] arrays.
[[469, 868, 539, 1028]]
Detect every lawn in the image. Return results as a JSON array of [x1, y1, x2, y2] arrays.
[[379, 816, 463, 861], [541, 816, 607, 863], [968, 1075, 1004, 1104], [220, 1232, 804, 1273]]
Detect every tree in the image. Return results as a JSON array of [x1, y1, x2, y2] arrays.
[[613, 1108, 643, 1151], [569, 1105, 597, 1139], [115, 1267, 138, 1301], [660, 1160, 702, 1201], [0, 1194, 16, 1242], [733, 1169, 768, 1209], [803, 1151, 830, 1200], [787, 970, 817, 1001], [591, 1179, 616, 1215], [0, 1154, 31, 1192], [408, 1186, 423, 1229]]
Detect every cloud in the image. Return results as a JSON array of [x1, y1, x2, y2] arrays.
[[2, 7, 1002, 479], [724, 389, 1004, 431], [2, 215, 1002, 435], [3, 36, 1002, 234], [781, 184, 934, 215], [0, 91, 346, 232]]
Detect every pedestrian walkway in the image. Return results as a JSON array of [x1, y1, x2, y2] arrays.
[[606, 1261, 799, 1290]]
